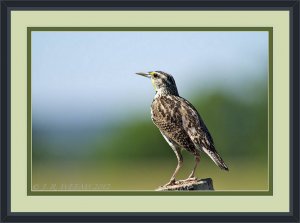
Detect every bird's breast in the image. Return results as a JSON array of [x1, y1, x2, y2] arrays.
[[150, 98, 165, 123], [151, 96, 177, 125]]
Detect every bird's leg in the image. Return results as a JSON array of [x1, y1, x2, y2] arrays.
[[164, 147, 183, 187], [166, 159, 183, 186], [186, 156, 200, 181]]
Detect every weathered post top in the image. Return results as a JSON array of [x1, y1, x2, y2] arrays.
[[156, 178, 214, 191]]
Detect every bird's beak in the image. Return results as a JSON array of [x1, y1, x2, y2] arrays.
[[135, 72, 151, 78]]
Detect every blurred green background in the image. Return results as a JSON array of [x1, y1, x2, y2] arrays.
[[31, 31, 269, 191]]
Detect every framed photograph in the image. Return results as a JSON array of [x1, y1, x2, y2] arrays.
[[1, 0, 299, 222]]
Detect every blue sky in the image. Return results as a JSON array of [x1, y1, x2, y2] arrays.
[[32, 31, 268, 128]]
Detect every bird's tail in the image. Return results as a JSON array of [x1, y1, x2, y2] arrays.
[[203, 148, 229, 171]]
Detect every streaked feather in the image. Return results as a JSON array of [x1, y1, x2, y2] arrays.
[[151, 94, 229, 170]]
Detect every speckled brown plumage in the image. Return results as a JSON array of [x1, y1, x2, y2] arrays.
[[151, 94, 228, 170], [151, 95, 198, 155]]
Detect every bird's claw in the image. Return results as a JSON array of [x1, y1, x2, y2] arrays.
[[163, 179, 176, 187], [185, 176, 198, 181]]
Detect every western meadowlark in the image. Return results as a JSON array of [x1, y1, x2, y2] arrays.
[[136, 71, 229, 186]]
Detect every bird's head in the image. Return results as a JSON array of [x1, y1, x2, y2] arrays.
[[135, 71, 179, 96]]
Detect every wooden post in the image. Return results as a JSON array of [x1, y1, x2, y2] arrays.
[[156, 178, 214, 191]]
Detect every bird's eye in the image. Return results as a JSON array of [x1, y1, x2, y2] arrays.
[[153, 73, 158, 78]]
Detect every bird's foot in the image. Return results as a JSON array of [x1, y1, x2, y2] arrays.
[[184, 176, 198, 182], [162, 179, 176, 187]]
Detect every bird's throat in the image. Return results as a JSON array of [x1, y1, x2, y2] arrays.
[[155, 87, 179, 97]]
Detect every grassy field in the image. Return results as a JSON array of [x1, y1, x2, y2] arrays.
[[32, 157, 268, 191], [32, 88, 269, 192]]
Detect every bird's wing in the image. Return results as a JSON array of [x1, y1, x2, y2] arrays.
[[175, 96, 229, 171], [176, 96, 214, 147]]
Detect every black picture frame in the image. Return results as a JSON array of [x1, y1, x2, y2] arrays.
[[0, 0, 299, 222]]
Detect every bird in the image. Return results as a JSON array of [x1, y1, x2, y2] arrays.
[[135, 71, 229, 186]]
